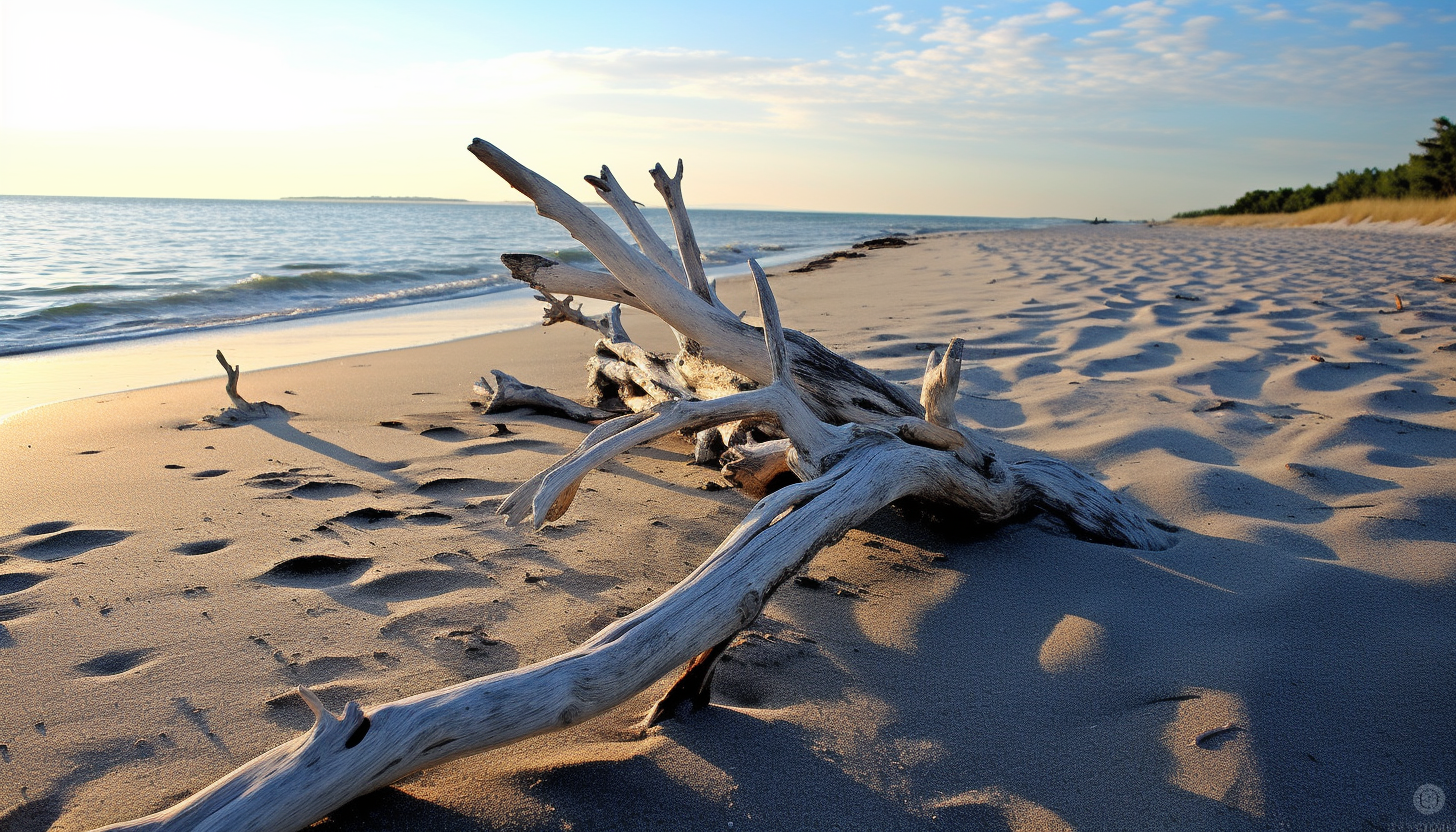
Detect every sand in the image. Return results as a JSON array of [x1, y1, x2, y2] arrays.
[[2, 224, 1454, 832]]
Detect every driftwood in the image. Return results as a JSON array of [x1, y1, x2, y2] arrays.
[[93, 143, 1171, 832], [202, 351, 293, 425]]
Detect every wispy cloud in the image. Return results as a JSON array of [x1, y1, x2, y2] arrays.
[[1312, 1, 1404, 30], [459, 2, 1445, 128], [878, 11, 918, 35], [5, 0, 1448, 147]]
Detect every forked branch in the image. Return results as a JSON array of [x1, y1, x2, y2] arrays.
[[93, 254, 929, 832], [204, 351, 292, 425], [96, 140, 1173, 832]]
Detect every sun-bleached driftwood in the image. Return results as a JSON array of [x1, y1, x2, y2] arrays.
[[474, 369, 619, 422], [469, 138, 923, 429], [202, 350, 292, 425], [533, 288, 623, 339], [98, 252, 1170, 832], [95, 143, 1173, 832]]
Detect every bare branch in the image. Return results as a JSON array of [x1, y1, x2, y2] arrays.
[[650, 159, 720, 307], [586, 165, 690, 288], [203, 351, 292, 425], [474, 370, 618, 422]]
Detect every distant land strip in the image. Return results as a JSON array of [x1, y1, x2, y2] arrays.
[[279, 196, 473, 203]]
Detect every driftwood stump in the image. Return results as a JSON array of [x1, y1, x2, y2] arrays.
[[92, 142, 1170, 832]]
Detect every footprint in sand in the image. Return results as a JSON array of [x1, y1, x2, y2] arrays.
[[405, 511, 453, 526], [330, 507, 401, 527], [191, 469, 229, 479], [287, 481, 364, 499], [19, 520, 72, 535], [173, 539, 231, 556], [1320, 415, 1456, 464], [256, 554, 373, 587], [13, 530, 130, 562], [0, 598, 39, 621], [75, 648, 155, 676], [413, 477, 511, 500], [710, 629, 847, 709], [324, 508, 456, 529], [1291, 361, 1398, 393], [453, 438, 562, 458], [0, 573, 48, 595], [419, 426, 471, 441], [350, 568, 494, 603], [380, 604, 519, 679], [246, 470, 301, 489]]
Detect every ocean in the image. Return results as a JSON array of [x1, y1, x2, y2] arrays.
[[0, 195, 1073, 357]]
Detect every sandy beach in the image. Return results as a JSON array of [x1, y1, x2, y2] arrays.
[[2, 223, 1453, 831]]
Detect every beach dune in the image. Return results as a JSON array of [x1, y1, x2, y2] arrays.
[[1, 224, 1453, 831]]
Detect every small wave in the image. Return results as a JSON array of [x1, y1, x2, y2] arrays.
[[697, 241, 801, 268], [0, 272, 520, 356], [25, 283, 139, 296], [278, 262, 349, 269], [239, 269, 421, 291], [335, 275, 504, 306], [8, 270, 508, 329], [30, 300, 107, 319], [541, 248, 602, 266]]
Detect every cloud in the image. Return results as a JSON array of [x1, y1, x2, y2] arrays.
[[412, 4, 1446, 141], [5, 0, 1447, 149], [879, 11, 918, 35], [1234, 3, 1294, 22], [1312, 1, 1404, 30]]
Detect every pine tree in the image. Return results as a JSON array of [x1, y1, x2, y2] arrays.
[[1410, 116, 1456, 197]]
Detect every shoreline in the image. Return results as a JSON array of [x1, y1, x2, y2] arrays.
[[2, 223, 1454, 830], [0, 236, 907, 420], [4, 219, 1445, 421]]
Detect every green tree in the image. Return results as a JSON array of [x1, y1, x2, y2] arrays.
[[1409, 116, 1456, 197], [1176, 115, 1452, 216]]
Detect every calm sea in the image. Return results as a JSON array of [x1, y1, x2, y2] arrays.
[[0, 195, 1073, 356]]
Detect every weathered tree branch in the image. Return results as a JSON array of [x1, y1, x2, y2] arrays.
[[93, 254, 953, 832], [649, 159, 725, 310], [203, 350, 292, 425], [474, 369, 619, 421], [471, 138, 922, 426], [97, 141, 1173, 832], [585, 165, 690, 289]]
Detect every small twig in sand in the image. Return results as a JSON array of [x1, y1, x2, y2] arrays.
[[203, 351, 292, 425], [1190, 723, 1240, 747]]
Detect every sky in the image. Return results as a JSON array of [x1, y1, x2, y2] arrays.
[[1, 0, 1452, 218]]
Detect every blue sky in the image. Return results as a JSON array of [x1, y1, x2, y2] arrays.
[[1, 0, 1451, 217]]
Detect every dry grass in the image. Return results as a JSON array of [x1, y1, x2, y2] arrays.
[[1175, 196, 1456, 228]]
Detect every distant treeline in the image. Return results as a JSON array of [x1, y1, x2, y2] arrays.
[[1176, 117, 1456, 218]]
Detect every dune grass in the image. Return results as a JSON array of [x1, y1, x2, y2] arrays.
[[1174, 196, 1456, 228]]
